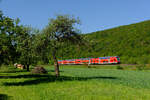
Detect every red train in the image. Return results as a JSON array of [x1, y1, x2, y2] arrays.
[[58, 56, 120, 65]]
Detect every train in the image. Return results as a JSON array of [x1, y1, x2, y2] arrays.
[[58, 56, 120, 65]]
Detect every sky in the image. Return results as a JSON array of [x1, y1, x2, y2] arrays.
[[0, 0, 150, 33]]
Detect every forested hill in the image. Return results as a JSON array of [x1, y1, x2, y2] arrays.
[[60, 20, 150, 64]]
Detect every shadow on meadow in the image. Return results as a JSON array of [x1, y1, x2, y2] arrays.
[[0, 70, 28, 73], [48, 70, 64, 72], [0, 74, 49, 79], [0, 94, 12, 100], [0, 69, 63, 73], [2, 74, 117, 86]]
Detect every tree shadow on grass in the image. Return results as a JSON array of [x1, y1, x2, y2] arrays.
[[0, 70, 27, 73], [0, 74, 50, 79], [0, 69, 63, 74], [0, 94, 12, 100], [3, 74, 117, 86], [48, 70, 64, 72]]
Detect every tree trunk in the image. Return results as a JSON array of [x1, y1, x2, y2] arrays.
[[27, 64, 30, 71], [52, 51, 60, 77]]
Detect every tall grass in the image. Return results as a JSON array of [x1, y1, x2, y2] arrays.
[[0, 65, 150, 100]]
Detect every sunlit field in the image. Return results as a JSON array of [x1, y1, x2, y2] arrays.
[[1, 65, 150, 100]]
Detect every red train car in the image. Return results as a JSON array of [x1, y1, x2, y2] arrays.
[[58, 56, 120, 65]]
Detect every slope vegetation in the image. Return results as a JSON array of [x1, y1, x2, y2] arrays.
[[59, 20, 150, 64]]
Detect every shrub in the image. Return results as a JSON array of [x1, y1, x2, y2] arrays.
[[116, 65, 124, 70], [135, 64, 146, 70], [0, 65, 13, 72]]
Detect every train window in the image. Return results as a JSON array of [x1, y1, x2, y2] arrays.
[[117, 57, 120, 61]]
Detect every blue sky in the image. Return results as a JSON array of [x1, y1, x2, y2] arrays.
[[0, 0, 150, 33]]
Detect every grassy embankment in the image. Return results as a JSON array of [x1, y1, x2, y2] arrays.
[[1, 65, 150, 100]]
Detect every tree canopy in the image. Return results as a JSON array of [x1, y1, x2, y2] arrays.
[[0, 11, 18, 65], [39, 15, 83, 76]]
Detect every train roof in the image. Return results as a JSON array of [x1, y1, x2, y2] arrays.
[[58, 56, 119, 61]]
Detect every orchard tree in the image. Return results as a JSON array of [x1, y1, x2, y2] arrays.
[[0, 11, 18, 65], [0, 10, 39, 67], [42, 15, 83, 77], [15, 26, 38, 71]]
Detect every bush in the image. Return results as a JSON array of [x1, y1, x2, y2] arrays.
[[135, 64, 146, 70], [31, 66, 48, 74], [0, 65, 14, 72], [116, 65, 124, 70]]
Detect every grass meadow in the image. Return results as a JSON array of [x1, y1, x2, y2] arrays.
[[0, 65, 150, 100]]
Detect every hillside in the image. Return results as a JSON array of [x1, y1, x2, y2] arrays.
[[59, 20, 150, 64]]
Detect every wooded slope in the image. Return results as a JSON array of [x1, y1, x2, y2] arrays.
[[60, 20, 150, 64]]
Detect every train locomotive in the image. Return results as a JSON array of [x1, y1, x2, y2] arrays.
[[58, 56, 120, 65]]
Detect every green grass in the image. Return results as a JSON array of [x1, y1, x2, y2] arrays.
[[1, 65, 150, 100]]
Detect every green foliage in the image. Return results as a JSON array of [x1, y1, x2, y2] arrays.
[[116, 65, 124, 70], [0, 64, 11, 72], [57, 20, 150, 64], [41, 14, 83, 54], [135, 64, 148, 70], [0, 11, 19, 65], [39, 15, 84, 76], [15, 27, 39, 65], [0, 11, 40, 68]]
